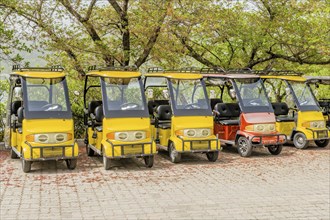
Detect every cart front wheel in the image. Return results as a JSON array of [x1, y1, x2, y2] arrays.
[[293, 132, 309, 149], [22, 159, 31, 173], [314, 139, 329, 148], [169, 143, 181, 163], [268, 145, 283, 155], [10, 148, 18, 159], [206, 151, 219, 162], [86, 144, 94, 156], [66, 159, 77, 170], [144, 155, 154, 168], [237, 136, 253, 157], [103, 155, 111, 170]]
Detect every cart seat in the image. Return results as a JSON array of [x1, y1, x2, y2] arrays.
[[88, 100, 102, 116], [155, 105, 172, 129], [276, 116, 295, 122], [210, 98, 223, 110], [94, 105, 104, 127], [214, 103, 240, 125], [158, 123, 171, 129], [220, 120, 240, 125], [11, 101, 22, 115], [148, 100, 169, 115], [272, 102, 294, 122]]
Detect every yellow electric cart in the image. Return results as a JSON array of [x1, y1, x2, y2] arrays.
[[6, 65, 78, 172]]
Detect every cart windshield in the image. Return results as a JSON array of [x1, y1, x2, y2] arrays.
[[290, 81, 320, 111], [101, 77, 148, 118], [22, 77, 72, 119], [168, 79, 211, 116], [235, 78, 273, 113]]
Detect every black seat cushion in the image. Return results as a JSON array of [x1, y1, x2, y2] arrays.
[[220, 120, 239, 125], [148, 101, 159, 115], [272, 102, 289, 116], [11, 101, 22, 115], [158, 123, 171, 129], [156, 105, 172, 121], [276, 116, 295, 122], [95, 106, 104, 123], [89, 100, 102, 115], [215, 103, 240, 118], [17, 107, 24, 124], [210, 98, 223, 110]]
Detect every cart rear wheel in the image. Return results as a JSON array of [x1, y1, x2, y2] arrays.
[[103, 155, 111, 170], [86, 144, 94, 156], [314, 139, 329, 148], [144, 155, 154, 168], [22, 159, 31, 173], [268, 145, 283, 155], [237, 136, 253, 157], [66, 159, 77, 170], [169, 143, 181, 163], [206, 151, 219, 162], [10, 148, 18, 159], [293, 132, 309, 149]]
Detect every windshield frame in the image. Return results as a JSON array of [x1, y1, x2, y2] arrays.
[[232, 78, 274, 113], [101, 77, 149, 118], [167, 78, 212, 116], [286, 80, 321, 112], [22, 76, 72, 119]]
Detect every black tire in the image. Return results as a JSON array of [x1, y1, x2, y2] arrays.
[[22, 159, 31, 173], [206, 151, 219, 162], [268, 145, 283, 155], [10, 148, 18, 159], [86, 144, 94, 156], [66, 159, 77, 170], [144, 155, 154, 168], [169, 142, 181, 163], [293, 132, 309, 149], [237, 136, 253, 157], [103, 155, 111, 170], [314, 139, 329, 148]]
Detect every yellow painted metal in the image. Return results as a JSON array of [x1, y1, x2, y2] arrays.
[[16, 119, 78, 160], [97, 117, 156, 158], [275, 121, 295, 136], [86, 71, 141, 78], [295, 111, 329, 140], [155, 116, 219, 152], [11, 71, 65, 78], [144, 72, 202, 80], [260, 75, 306, 82]]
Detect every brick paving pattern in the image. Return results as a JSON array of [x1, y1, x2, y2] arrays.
[[1, 141, 329, 219]]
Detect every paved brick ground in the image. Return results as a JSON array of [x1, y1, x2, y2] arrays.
[[0, 141, 329, 220]]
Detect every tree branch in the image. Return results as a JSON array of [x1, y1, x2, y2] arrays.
[[135, 0, 172, 67]]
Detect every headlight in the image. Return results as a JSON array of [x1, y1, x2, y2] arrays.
[[26, 133, 72, 143], [303, 121, 325, 128], [108, 131, 148, 142], [245, 124, 276, 132], [176, 128, 212, 138]]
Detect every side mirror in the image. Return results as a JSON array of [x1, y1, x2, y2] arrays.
[[147, 89, 154, 99], [229, 89, 236, 99], [162, 89, 169, 99], [17, 107, 24, 123], [285, 87, 291, 96], [209, 90, 216, 99]]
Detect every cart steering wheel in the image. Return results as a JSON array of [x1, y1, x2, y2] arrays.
[[41, 104, 63, 111], [184, 103, 201, 109], [248, 99, 261, 106], [120, 102, 140, 110]]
